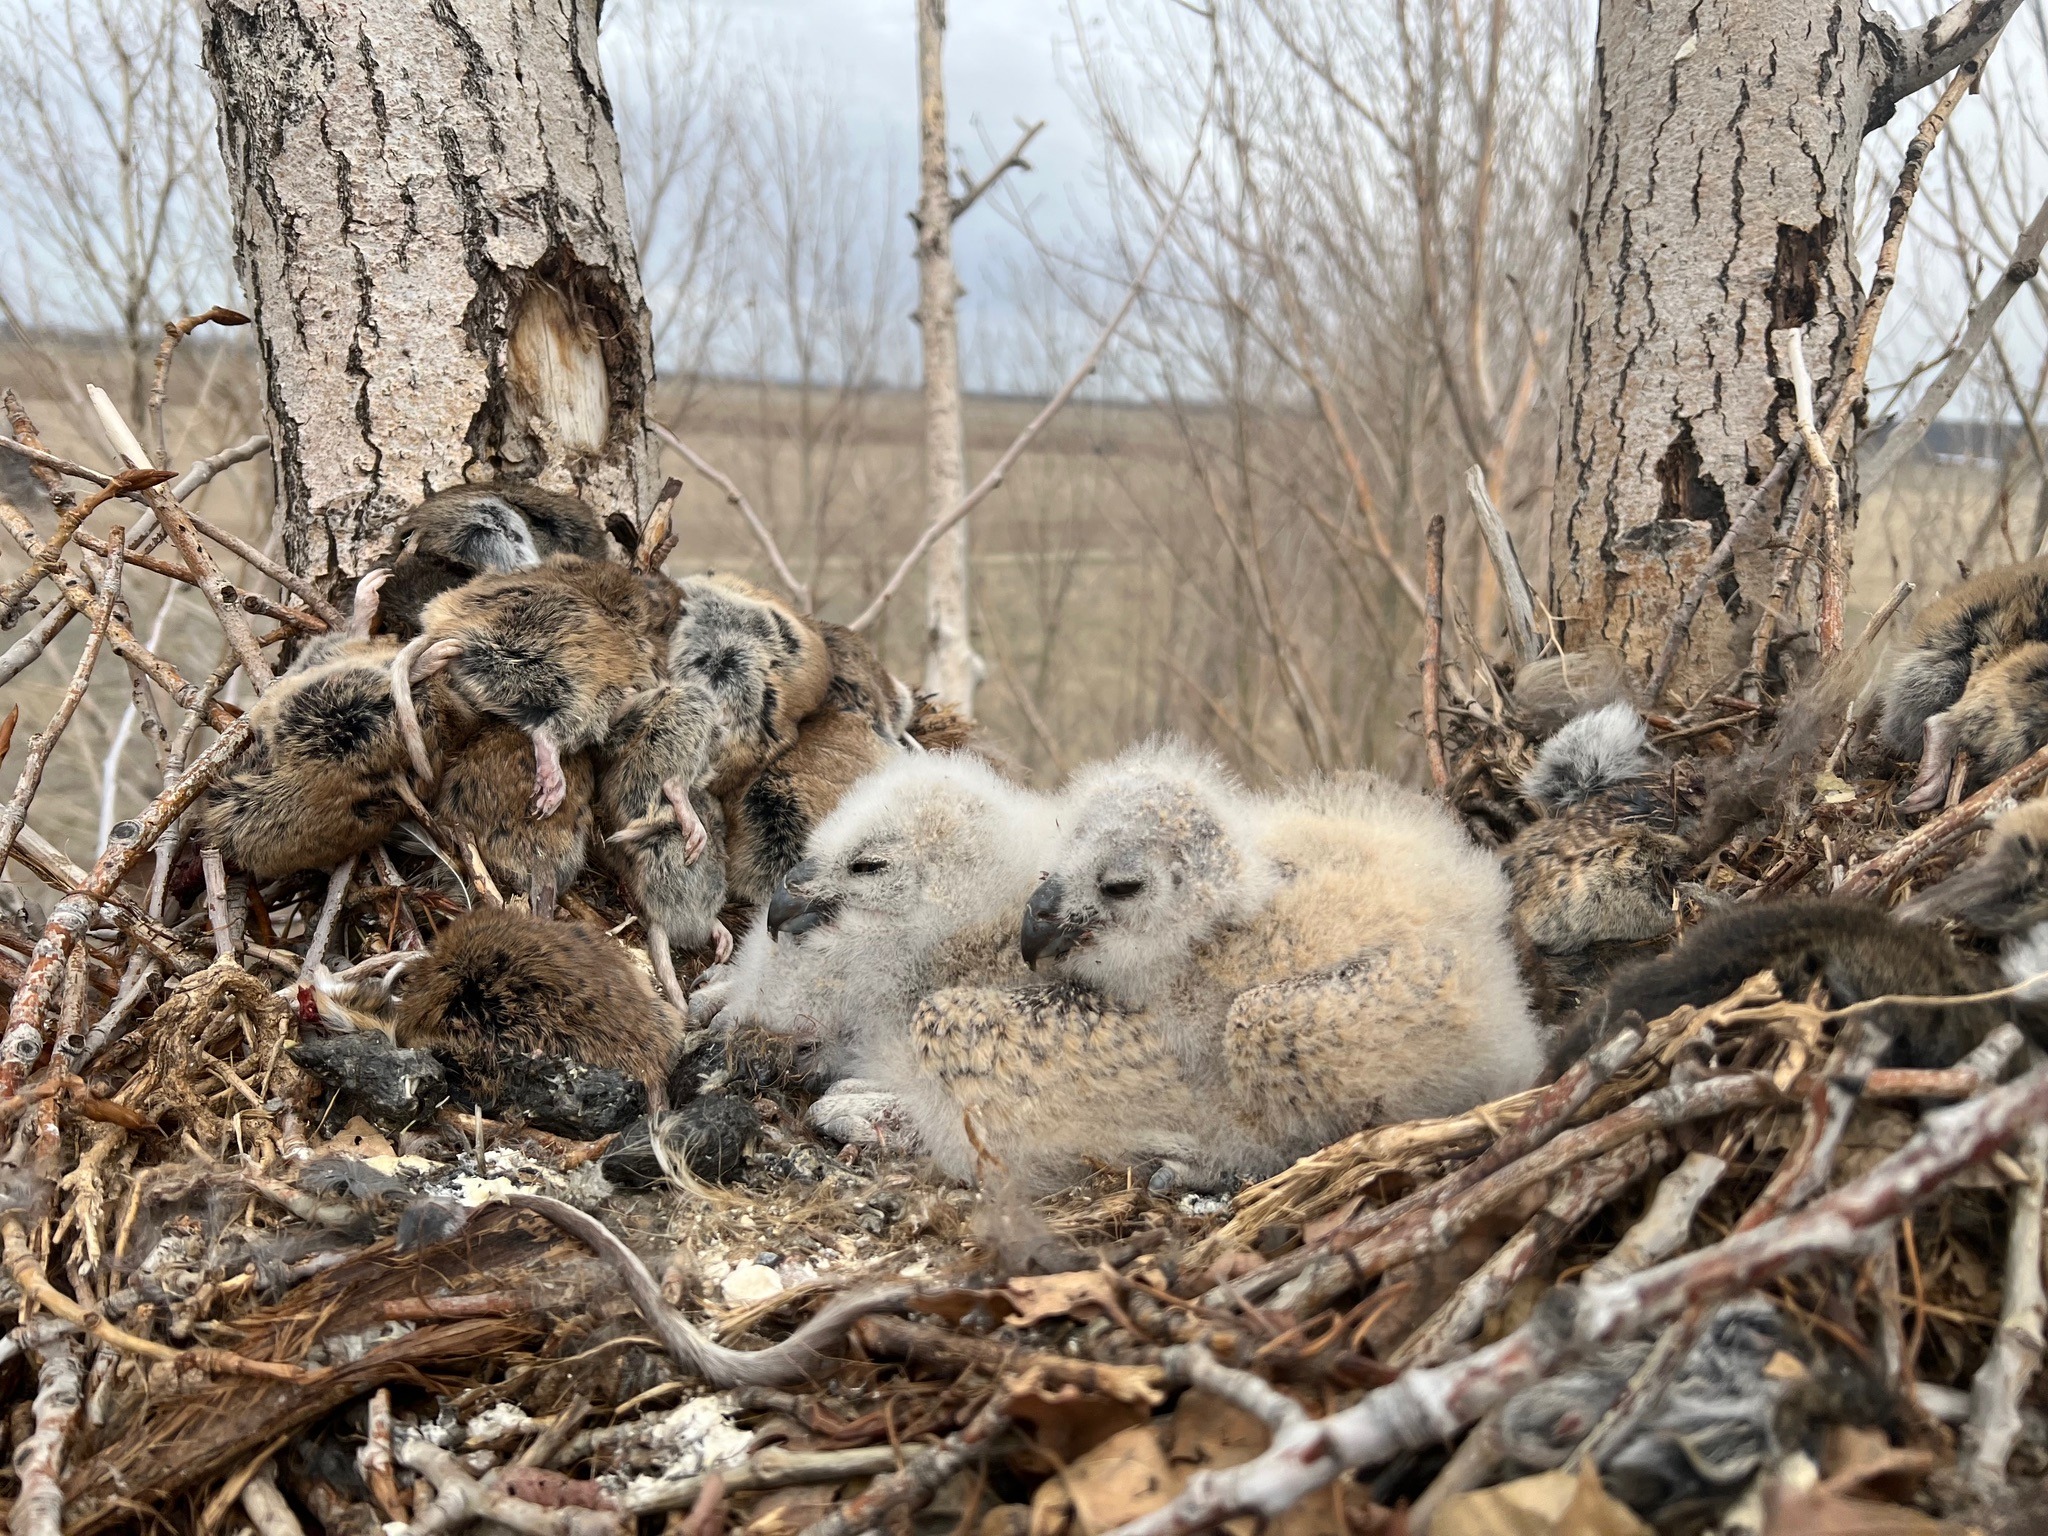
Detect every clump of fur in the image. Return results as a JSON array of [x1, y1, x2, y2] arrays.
[[1519, 701, 1655, 811], [392, 907, 686, 1110], [1555, 896, 2036, 1074], [1509, 648, 1635, 735], [203, 635, 436, 879], [376, 482, 618, 639]]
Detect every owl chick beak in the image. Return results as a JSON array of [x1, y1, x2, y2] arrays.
[[768, 860, 834, 940], [1021, 877, 1085, 968]]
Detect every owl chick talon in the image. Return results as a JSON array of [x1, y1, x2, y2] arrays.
[[807, 1083, 920, 1151]]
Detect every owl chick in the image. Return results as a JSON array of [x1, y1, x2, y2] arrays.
[[409, 555, 674, 818], [696, 751, 1055, 1076], [1019, 740, 1544, 1165], [374, 482, 619, 639], [1877, 556, 2048, 812]]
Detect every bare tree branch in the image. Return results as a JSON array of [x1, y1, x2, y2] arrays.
[[1866, 0, 2027, 131]]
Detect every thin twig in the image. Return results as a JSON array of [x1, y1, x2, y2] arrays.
[[0, 530, 124, 877], [1421, 514, 1449, 791], [401, 1441, 626, 1536], [10, 1336, 79, 1536], [184, 507, 344, 628], [796, 1391, 1013, 1536], [649, 423, 811, 612], [1779, 329, 1844, 657], [1838, 740, 2048, 897], [848, 134, 1204, 633], [167, 434, 271, 502], [146, 307, 251, 470]]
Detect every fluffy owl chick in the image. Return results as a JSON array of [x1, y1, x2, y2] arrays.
[[410, 555, 672, 818], [699, 751, 1055, 1078], [1023, 742, 1542, 1160], [722, 705, 904, 907], [203, 575, 438, 879], [375, 482, 617, 639], [1878, 556, 2048, 812], [392, 907, 686, 1111], [598, 677, 730, 1005]]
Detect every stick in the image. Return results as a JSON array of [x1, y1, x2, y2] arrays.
[[0, 605, 76, 691], [1271, 1073, 1776, 1318], [1737, 1014, 1891, 1230], [146, 307, 250, 469], [796, 1393, 1013, 1536], [1863, 194, 2048, 489], [1838, 739, 2048, 897], [167, 434, 271, 502], [621, 1447, 907, 1517], [1421, 514, 1449, 791], [0, 468, 167, 626], [88, 388, 275, 691], [184, 507, 343, 627], [649, 424, 811, 613], [298, 856, 357, 985], [1582, 1152, 1727, 1286], [401, 1441, 626, 1536], [0, 530, 123, 877], [1103, 1058, 2048, 1536], [1391, 1142, 1652, 1370], [1464, 468, 1540, 664], [0, 715, 255, 1090], [1780, 329, 1844, 657], [238, 1462, 307, 1536], [10, 1337, 80, 1536], [0, 490, 240, 731], [358, 1388, 406, 1523], [1961, 1118, 2048, 1490], [1213, 1024, 1647, 1310], [847, 138, 1202, 633]]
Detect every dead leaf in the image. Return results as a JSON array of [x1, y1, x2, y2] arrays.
[[1005, 1269, 1123, 1327], [1764, 1484, 1959, 1534], [1815, 771, 1858, 805], [1027, 1424, 1183, 1536], [908, 1288, 1014, 1325], [319, 1117, 395, 1160], [1004, 1362, 1162, 1465], [1167, 1388, 1271, 1470], [1433, 1464, 1650, 1536]]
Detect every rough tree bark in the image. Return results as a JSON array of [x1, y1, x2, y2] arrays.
[[913, 0, 983, 715], [1550, 0, 2022, 697], [200, 0, 655, 590]]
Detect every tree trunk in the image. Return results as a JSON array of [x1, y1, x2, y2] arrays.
[[200, 0, 654, 589], [913, 0, 983, 715], [1550, 0, 2019, 698]]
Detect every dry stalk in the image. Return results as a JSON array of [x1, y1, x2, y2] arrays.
[[11, 1336, 81, 1536], [1463, 467, 1541, 665], [795, 1390, 1013, 1536], [622, 1447, 906, 1517], [1737, 1014, 1892, 1230], [1779, 329, 1844, 656], [1421, 514, 1449, 791], [1960, 1118, 2048, 1490], [1103, 1058, 2048, 1536], [0, 530, 124, 876], [1390, 1142, 1655, 1370]]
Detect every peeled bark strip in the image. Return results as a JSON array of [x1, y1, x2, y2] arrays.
[[1549, 0, 2020, 694], [200, 0, 654, 587]]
